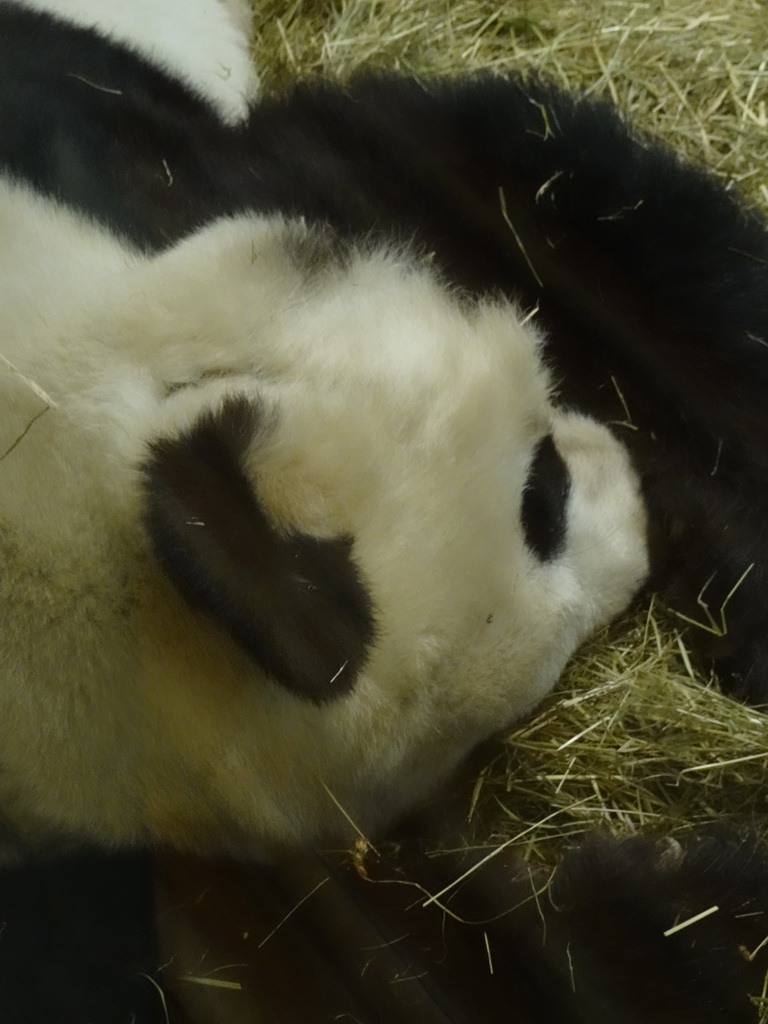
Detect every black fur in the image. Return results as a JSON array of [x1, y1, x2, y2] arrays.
[[383, 827, 768, 1023], [142, 396, 376, 702], [0, 849, 162, 1024], [0, 0, 249, 249], [233, 76, 768, 699], [2, 4, 766, 696], [8, 9, 768, 1020], [543, 832, 768, 1022], [521, 433, 570, 561]]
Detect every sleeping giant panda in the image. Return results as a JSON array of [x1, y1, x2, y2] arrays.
[[0, 3, 765, 1022], [4, 0, 768, 703]]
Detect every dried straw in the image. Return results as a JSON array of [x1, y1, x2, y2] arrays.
[[252, 0, 768, 210], [469, 602, 768, 859]]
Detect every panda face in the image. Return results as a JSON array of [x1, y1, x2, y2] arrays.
[[113, 215, 648, 852], [0, 192, 647, 856]]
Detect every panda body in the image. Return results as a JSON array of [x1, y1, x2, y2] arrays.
[[8, 0, 768, 864], [0, 166, 647, 857], [1, 4, 767, 1023], [7, 0, 258, 122]]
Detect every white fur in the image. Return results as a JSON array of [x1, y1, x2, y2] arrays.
[[9, 0, 258, 122], [0, 180, 648, 856]]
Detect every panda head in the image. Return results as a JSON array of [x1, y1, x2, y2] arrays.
[[130, 216, 647, 852]]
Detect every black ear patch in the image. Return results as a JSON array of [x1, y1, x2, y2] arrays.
[[521, 434, 571, 562], [142, 396, 376, 702]]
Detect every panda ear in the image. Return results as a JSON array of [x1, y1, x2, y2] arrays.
[[141, 395, 376, 702]]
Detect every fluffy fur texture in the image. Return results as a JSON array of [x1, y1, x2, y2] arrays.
[[0, 2, 649, 859], [0, 175, 646, 857], [1, 5, 765, 1019], [10, 0, 258, 122], [2, 2, 767, 699], [0, 0, 259, 250]]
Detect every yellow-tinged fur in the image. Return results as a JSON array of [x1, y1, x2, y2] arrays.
[[0, 182, 647, 859]]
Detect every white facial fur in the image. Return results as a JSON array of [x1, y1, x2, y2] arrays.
[[8, 0, 258, 122], [0, 181, 648, 857]]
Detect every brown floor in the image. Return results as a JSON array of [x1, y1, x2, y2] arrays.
[[155, 847, 548, 1024], [3, 825, 763, 1021]]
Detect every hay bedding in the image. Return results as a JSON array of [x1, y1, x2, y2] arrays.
[[251, 0, 768, 213], [249, 0, 768, 855]]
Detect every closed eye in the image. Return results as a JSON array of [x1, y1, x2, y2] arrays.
[[521, 434, 571, 561]]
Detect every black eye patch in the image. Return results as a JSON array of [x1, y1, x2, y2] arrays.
[[521, 434, 571, 562], [142, 396, 376, 703]]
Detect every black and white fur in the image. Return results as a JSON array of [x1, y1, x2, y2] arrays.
[[0, 1, 647, 860], [4, 0, 768, 702], [11, 0, 258, 123], [0, 3, 765, 1021]]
